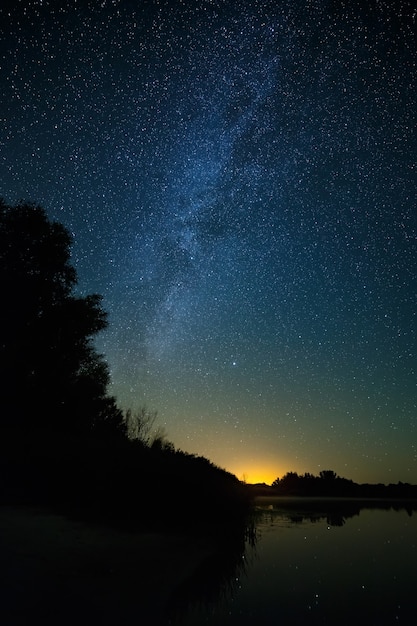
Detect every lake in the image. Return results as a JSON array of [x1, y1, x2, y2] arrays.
[[170, 500, 417, 625]]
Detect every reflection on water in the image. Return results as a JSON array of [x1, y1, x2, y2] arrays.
[[168, 501, 417, 625], [166, 520, 257, 624]]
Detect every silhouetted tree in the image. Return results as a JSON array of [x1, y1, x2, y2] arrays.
[[124, 407, 158, 444], [319, 469, 338, 481], [272, 471, 300, 493], [0, 200, 123, 437]]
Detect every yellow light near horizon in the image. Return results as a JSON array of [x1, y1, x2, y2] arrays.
[[231, 464, 282, 486], [246, 473, 274, 485]]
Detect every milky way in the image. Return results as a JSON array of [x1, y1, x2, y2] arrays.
[[1, 0, 416, 483]]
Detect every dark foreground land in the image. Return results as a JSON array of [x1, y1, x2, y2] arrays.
[[0, 432, 252, 625], [0, 505, 218, 626]]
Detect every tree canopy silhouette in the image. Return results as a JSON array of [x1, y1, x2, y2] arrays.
[[0, 200, 122, 437], [0, 200, 251, 530]]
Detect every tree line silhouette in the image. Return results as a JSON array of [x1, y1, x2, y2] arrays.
[[267, 470, 417, 499], [0, 200, 249, 532]]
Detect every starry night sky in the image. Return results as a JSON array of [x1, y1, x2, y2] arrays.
[[1, 0, 417, 484]]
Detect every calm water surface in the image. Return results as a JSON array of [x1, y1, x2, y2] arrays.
[[173, 503, 417, 625]]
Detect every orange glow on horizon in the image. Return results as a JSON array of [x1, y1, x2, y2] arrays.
[[229, 465, 284, 486]]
